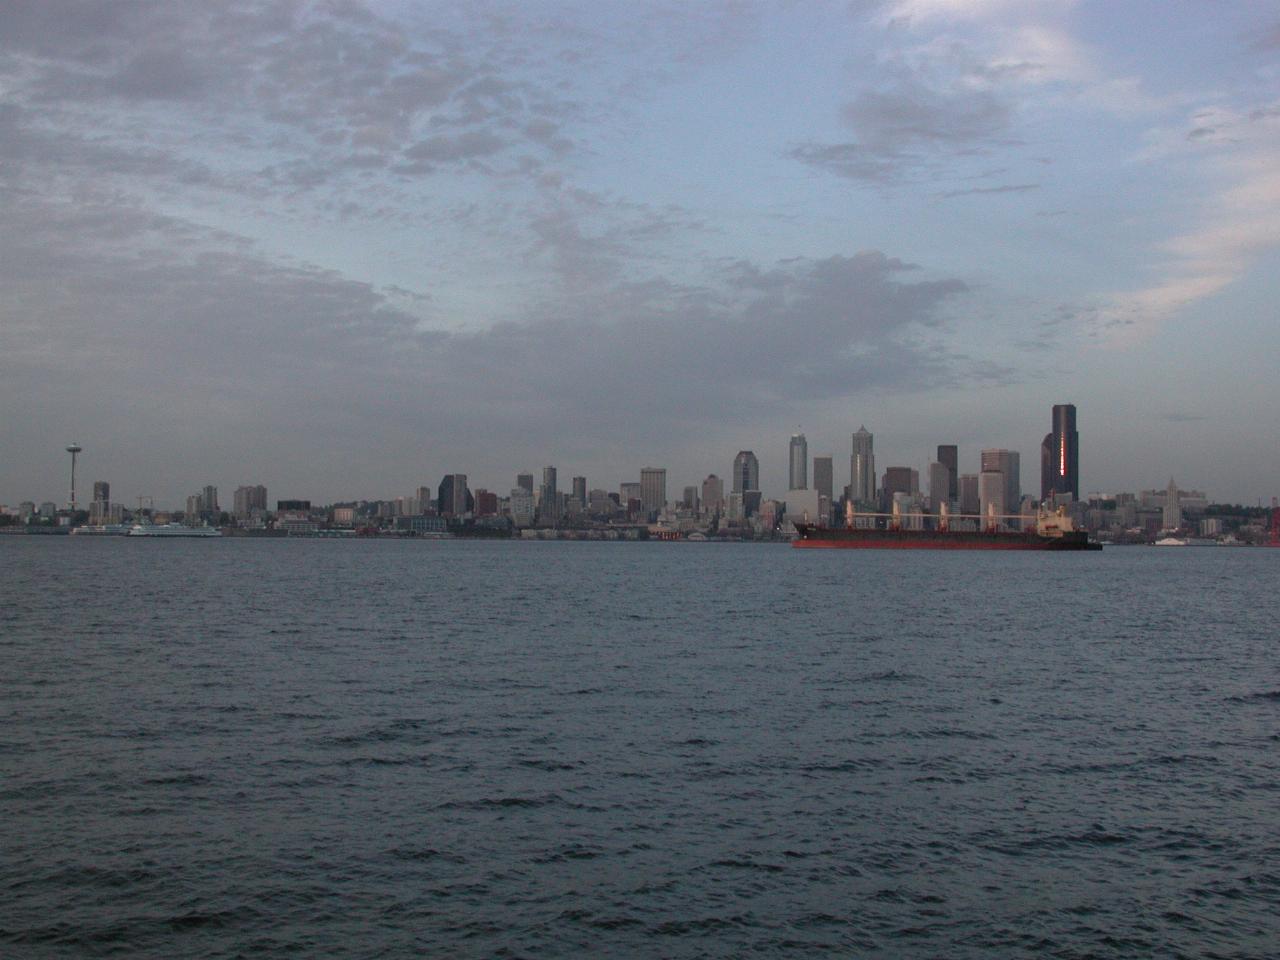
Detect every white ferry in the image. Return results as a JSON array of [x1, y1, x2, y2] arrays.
[[127, 523, 221, 538], [70, 524, 132, 536]]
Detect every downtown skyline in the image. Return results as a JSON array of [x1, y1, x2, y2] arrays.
[[2, 403, 1249, 514], [2, 2, 1279, 505]]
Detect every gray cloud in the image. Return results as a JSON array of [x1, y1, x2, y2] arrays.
[[0, 0, 584, 209], [792, 81, 1015, 184], [0, 186, 986, 499], [0, 2, 1027, 502], [936, 182, 1040, 199], [843, 85, 1010, 146], [789, 142, 904, 184]]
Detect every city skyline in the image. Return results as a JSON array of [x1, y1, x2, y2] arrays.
[[2, 3, 1279, 505], [5, 404, 1260, 513]]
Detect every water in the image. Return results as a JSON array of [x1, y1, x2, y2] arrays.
[[3, 538, 1278, 957]]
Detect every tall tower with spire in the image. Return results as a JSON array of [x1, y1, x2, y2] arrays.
[[850, 427, 875, 504], [789, 433, 808, 490]]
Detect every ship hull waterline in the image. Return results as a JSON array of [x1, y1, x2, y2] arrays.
[[793, 526, 1102, 551]]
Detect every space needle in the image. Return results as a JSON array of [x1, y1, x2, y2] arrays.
[[66, 443, 82, 512]]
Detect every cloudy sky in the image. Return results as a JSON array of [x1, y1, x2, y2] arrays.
[[3, 0, 1278, 507]]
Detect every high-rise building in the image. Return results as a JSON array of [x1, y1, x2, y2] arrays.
[[882, 467, 916, 499], [1040, 404, 1079, 502], [928, 462, 950, 511], [202, 485, 219, 515], [571, 476, 587, 507], [788, 434, 808, 490], [850, 427, 875, 504], [416, 486, 434, 509], [978, 470, 1006, 527], [509, 487, 535, 527], [92, 481, 110, 504], [233, 484, 268, 519], [732, 451, 759, 495], [639, 467, 666, 520], [89, 499, 122, 524], [980, 449, 1020, 523], [813, 456, 833, 502], [812, 455, 834, 526], [726, 492, 743, 522], [588, 489, 615, 517], [437, 474, 471, 517], [1163, 477, 1182, 530], [474, 489, 498, 516], [701, 475, 724, 515], [959, 474, 979, 515], [936, 445, 958, 500], [682, 486, 699, 510], [539, 466, 559, 525], [517, 473, 534, 495]]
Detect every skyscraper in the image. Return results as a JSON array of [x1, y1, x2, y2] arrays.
[[732, 451, 759, 495], [571, 476, 587, 507], [980, 449, 1021, 522], [1163, 477, 1182, 530], [882, 467, 916, 500], [639, 467, 667, 520], [539, 466, 559, 525], [516, 473, 534, 494], [928, 462, 950, 511], [978, 470, 1006, 527], [850, 427, 875, 504], [788, 434, 808, 490], [958, 474, 980, 515], [509, 487, 535, 526], [701, 474, 724, 514], [233, 484, 268, 519], [89, 479, 113, 524], [437, 474, 470, 517], [1040, 404, 1079, 502], [813, 456, 833, 503], [936, 445, 958, 500]]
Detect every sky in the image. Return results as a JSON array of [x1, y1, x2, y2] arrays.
[[2, 0, 1279, 508]]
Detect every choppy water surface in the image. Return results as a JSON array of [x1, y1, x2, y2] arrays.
[[3, 538, 1278, 958]]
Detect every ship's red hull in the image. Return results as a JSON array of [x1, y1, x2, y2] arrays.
[[792, 525, 1101, 551]]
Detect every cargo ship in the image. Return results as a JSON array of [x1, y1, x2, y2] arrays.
[[793, 504, 1101, 551]]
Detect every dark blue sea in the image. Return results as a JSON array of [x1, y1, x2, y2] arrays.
[[3, 538, 1278, 958]]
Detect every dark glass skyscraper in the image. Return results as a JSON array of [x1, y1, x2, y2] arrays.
[[437, 474, 472, 517], [732, 450, 759, 494], [1040, 404, 1079, 502], [936, 445, 958, 500]]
